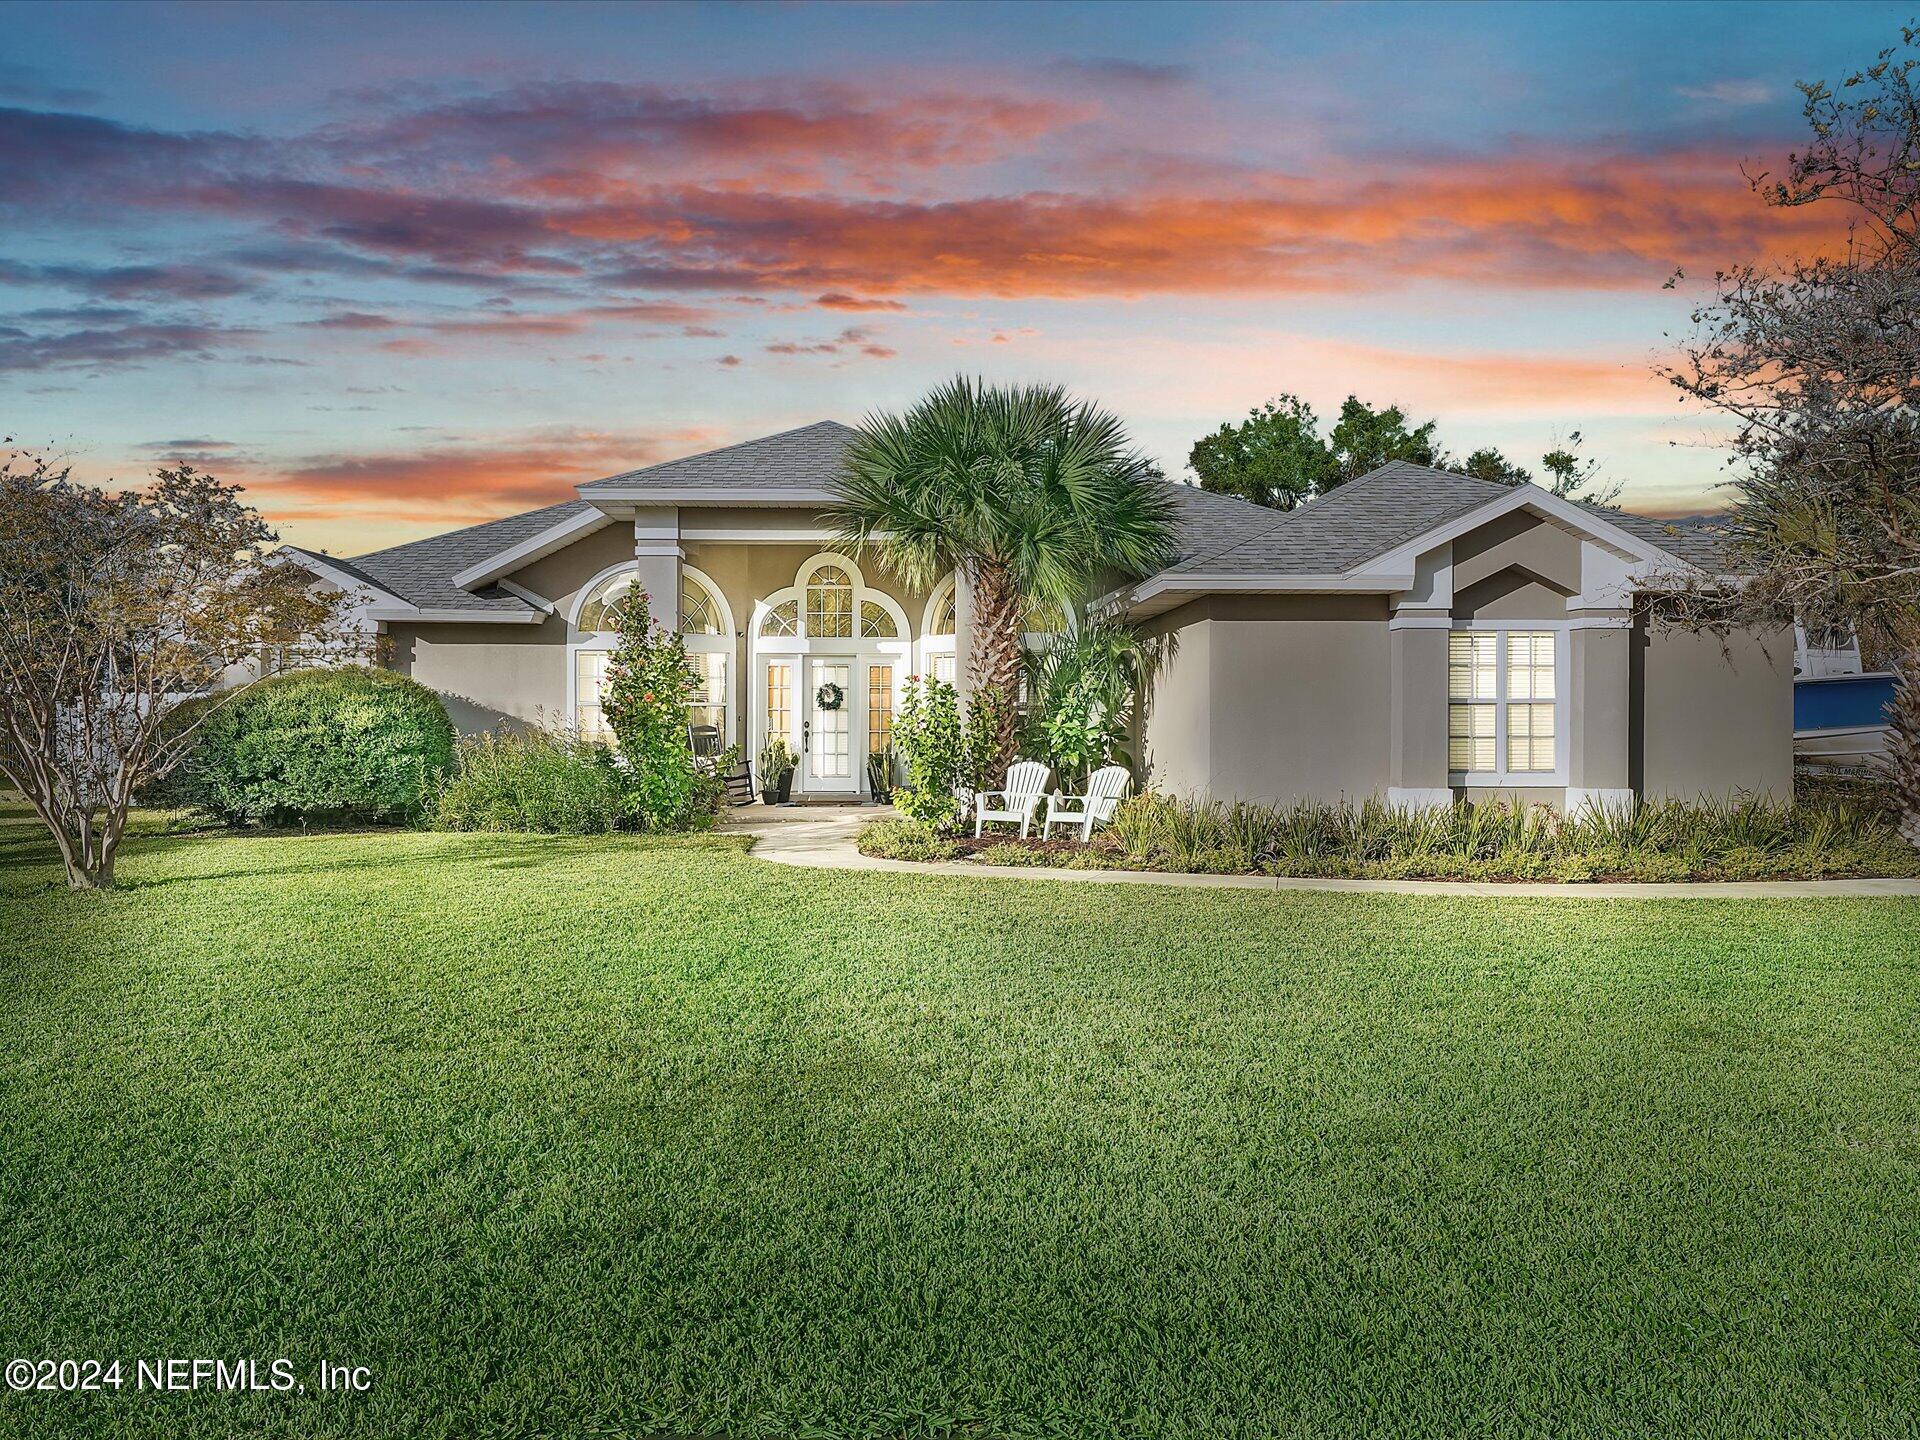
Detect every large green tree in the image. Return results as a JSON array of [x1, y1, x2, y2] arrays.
[[831, 378, 1175, 768], [1187, 394, 1333, 510], [1189, 394, 1456, 507], [1327, 396, 1444, 486]]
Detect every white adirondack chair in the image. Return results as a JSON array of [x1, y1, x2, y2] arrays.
[[1042, 764, 1130, 842], [974, 760, 1051, 838]]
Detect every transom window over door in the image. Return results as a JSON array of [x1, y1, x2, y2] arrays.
[[806, 565, 854, 638], [1448, 629, 1562, 782]]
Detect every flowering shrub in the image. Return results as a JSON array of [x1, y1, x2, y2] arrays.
[[599, 585, 717, 831]]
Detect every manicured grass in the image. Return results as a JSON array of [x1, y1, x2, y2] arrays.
[[3, 809, 1919, 1438]]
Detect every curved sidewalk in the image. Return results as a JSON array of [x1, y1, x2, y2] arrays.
[[722, 807, 1920, 899]]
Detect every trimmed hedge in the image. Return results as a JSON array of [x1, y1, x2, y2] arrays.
[[169, 667, 454, 826], [431, 730, 630, 834]]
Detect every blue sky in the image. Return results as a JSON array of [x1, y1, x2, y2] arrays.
[[1, 1, 1905, 553]]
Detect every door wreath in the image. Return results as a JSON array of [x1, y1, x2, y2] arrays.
[[815, 680, 845, 711]]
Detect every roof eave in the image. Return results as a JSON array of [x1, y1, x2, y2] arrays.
[[449, 507, 611, 590], [578, 486, 840, 507]]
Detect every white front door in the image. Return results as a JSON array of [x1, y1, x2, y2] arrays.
[[801, 657, 859, 794]]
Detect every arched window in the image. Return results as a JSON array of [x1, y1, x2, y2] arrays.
[[859, 600, 898, 639], [1023, 594, 1067, 635], [575, 570, 632, 633], [806, 564, 854, 638], [680, 574, 722, 636], [574, 568, 726, 638], [930, 583, 956, 636], [759, 599, 799, 637], [571, 564, 734, 746], [922, 575, 958, 684]]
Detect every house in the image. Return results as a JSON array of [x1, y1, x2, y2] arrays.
[[284, 421, 1792, 809]]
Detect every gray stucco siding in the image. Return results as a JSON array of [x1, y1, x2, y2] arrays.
[[385, 619, 568, 734], [1636, 625, 1794, 801], [1142, 596, 1392, 804]]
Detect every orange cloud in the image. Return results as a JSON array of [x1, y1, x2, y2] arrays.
[[256, 426, 718, 534], [543, 147, 1837, 300]]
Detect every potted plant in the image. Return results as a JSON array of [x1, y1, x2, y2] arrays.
[[758, 735, 796, 805], [866, 749, 894, 804]]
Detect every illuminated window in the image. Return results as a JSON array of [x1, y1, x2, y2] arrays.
[[575, 649, 611, 742], [688, 652, 727, 736], [1448, 629, 1559, 777], [806, 565, 853, 638], [867, 664, 894, 754], [765, 662, 792, 746]]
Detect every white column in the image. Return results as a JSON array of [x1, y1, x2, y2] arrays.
[[632, 506, 682, 631], [952, 567, 976, 706]]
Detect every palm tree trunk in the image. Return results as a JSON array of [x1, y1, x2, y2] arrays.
[[966, 558, 1025, 772]]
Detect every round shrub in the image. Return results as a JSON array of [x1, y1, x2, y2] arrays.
[[431, 730, 628, 834], [172, 667, 454, 826]]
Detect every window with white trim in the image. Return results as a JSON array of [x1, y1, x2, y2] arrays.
[[1448, 629, 1560, 779], [573, 566, 733, 745]]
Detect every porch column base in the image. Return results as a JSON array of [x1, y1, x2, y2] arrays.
[[1386, 786, 1454, 813], [1564, 786, 1634, 817]]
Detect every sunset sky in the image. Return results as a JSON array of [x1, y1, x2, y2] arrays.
[[1, 0, 1905, 555]]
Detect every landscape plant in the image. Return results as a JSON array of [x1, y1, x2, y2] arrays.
[[831, 377, 1175, 766], [0, 449, 344, 887], [757, 735, 795, 803], [161, 666, 453, 826], [863, 789, 1920, 882], [598, 585, 714, 831], [889, 676, 967, 828], [1658, 24, 1920, 834], [888, 678, 1007, 830], [432, 729, 628, 834], [1022, 621, 1148, 786]]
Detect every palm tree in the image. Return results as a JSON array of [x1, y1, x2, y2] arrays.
[[831, 377, 1175, 767]]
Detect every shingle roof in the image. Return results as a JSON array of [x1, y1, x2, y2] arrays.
[[1584, 506, 1731, 568], [344, 498, 596, 613], [301, 437, 1727, 619], [1163, 461, 1510, 577], [577, 420, 859, 495], [1153, 461, 1728, 580]]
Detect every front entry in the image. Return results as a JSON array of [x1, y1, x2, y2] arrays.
[[800, 657, 859, 795]]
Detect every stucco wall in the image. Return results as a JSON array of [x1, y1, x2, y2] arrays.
[[1637, 624, 1794, 800], [1135, 512, 1790, 808], [1138, 604, 1210, 800], [384, 619, 567, 733], [1141, 595, 1392, 804]]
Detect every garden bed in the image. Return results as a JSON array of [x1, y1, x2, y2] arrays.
[[860, 791, 1920, 883]]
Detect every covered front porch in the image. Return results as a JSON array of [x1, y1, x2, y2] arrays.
[[566, 522, 961, 800]]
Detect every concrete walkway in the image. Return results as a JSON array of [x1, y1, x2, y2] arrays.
[[722, 805, 1920, 899]]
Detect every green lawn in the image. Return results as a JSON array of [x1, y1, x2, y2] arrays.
[[3, 811, 1919, 1439]]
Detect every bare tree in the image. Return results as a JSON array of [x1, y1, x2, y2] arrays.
[[1659, 26, 1920, 833], [0, 446, 345, 888]]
